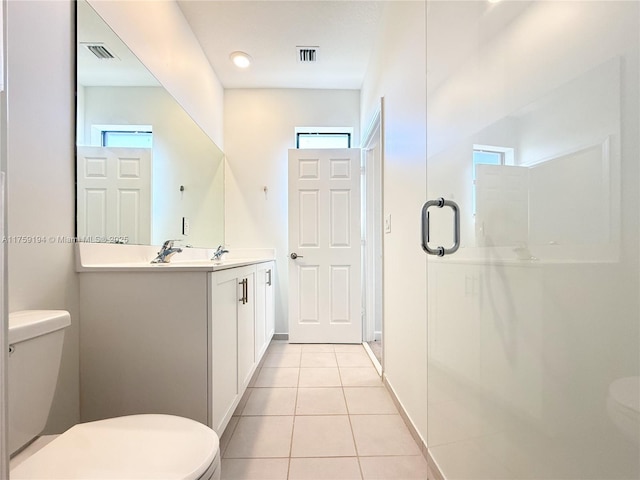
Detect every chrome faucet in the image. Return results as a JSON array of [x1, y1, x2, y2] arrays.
[[211, 245, 229, 262], [151, 240, 183, 264]]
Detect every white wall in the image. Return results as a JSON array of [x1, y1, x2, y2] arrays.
[[6, 0, 78, 433], [360, 2, 427, 440], [87, 0, 225, 150], [82, 86, 225, 247], [224, 89, 360, 334]]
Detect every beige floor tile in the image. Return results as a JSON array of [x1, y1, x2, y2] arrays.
[[254, 367, 299, 387], [344, 387, 397, 415], [299, 367, 342, 387], [233, 387, 253, 416], [339, 367, 382, 387], [262, 353, 301, 368], [291, 415, 357, 457], [288, 457, 363, 480], [221, 458, 289, 480], [302, 343, 336, 352], [224, 416, 294, 458], [268, 341, 303, 354], [242, 387, 297, 416], [219, 416, 239, 457], [295, 387, 348, 415], [247, 367, 260, 387], [301, 352, 338, 367], [336, 352, 373, 367], [359, 456, 429, 480], [334, 344, 365, 353], [350, 415, 421, 456]]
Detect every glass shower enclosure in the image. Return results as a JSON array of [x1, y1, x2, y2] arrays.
[[425, 2, 639, 478]]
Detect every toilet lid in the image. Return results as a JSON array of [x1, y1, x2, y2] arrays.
[[609, 376, 640, 414], [11, 414, 219, 480]]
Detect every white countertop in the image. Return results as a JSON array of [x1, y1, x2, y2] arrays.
[[75, 243, 275, 272]]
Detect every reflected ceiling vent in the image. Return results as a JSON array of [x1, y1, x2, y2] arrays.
[[82, 43, 117, 60], [296, 46, 319, 63]]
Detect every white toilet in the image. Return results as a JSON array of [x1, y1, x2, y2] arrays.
[[8, 310, 221, 479]]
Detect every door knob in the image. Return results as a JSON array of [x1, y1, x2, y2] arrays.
[[290, 253, 304, 260]]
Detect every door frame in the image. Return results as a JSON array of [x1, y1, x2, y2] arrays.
[[361, 98, 385, 372]]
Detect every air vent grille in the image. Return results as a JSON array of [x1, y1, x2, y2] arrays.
[[82, 43, 116, 60], [296, 46, 319, 63]]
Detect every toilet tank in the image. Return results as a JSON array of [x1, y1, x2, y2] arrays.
[[8, 310, 70, 455]]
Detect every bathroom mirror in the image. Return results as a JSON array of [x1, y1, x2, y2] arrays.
[[75, 0, 224, 247]]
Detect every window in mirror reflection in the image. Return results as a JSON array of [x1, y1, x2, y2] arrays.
[[472, 144, 515, 215], [102, 130, 153, 148]]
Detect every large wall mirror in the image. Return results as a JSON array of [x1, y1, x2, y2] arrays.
[[75, 0, 224, 247]]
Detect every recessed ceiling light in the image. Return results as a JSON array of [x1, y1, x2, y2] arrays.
[[230, 51, 252, 69]]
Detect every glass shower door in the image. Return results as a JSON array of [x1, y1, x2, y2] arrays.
[[425, 2, 639, 478]]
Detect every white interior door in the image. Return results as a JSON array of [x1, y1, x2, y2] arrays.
[[77, 146, 151, 244], [288, 148, 361, 343]]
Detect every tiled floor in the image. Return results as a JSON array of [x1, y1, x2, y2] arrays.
[[219, 341, 428, 480]]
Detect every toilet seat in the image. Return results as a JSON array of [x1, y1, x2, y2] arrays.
[[10, 414, 220, 479]]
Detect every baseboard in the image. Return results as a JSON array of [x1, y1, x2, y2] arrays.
[[382, 376, 445, 480], [362, 341, 382, 375], [374, 330, 382, 341], [272, 333, 289, 340], [427, 449, 445, 480]]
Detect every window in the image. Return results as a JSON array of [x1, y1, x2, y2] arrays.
[[102, 130, 153, 148], [295, 127, 353, 149], [472, 144, 515, 214], [90, 124, 153, 148]]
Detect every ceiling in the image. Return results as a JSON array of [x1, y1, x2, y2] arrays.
[[77, 0, 159, 87], [176, 1, 384, 89]]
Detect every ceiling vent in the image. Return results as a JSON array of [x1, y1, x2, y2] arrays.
[[296, 46, 319, 63], [82, 43, 117, 60]]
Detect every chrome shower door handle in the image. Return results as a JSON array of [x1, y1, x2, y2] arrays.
[[421, 197, 461, 256]]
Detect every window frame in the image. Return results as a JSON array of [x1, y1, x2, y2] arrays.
[[90, 124, 153, 148], [295, 126, 354, 149]]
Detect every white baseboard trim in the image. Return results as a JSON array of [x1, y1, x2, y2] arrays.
[[374, 330, 382, 341], [362, 341, 382, 375]]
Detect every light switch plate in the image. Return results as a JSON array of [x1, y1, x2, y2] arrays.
[[384, 214, 391, 234]]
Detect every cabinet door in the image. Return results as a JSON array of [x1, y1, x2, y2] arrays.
[[238, 268, 256, 391], [210, 269, 239, 433], [265, 262, 275, 341], [255, 262, 276, 360], [255, 263, 267, 359]]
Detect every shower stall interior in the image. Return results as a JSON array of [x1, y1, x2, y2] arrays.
[[424, 1, 639, 478]]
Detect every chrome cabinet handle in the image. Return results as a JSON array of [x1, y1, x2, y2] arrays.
[[238, 278, 248, 304], [290, 253, 304, 260], [421, 197, 461, 256], [266, 269, 272, 286]]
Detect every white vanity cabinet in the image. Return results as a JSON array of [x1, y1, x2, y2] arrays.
[[78, 256, 275, 437]]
